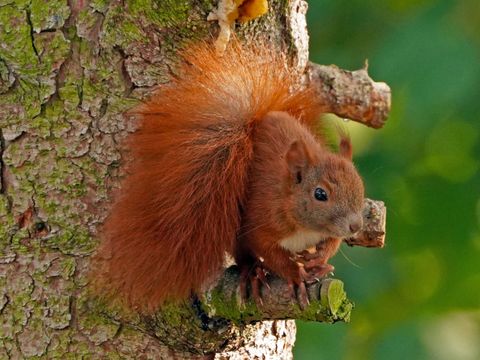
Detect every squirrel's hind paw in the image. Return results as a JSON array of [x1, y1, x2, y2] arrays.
[[287, 279, 310, 310], [239, 264, 270, 308]]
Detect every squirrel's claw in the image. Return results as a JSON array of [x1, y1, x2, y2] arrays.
[[255, 266, 270, 291], [287, 266, 312, 309], [238, 264, 270, 307], [305, 263, 335, 281], [298, 282, 309, 309], [251, 274, 263, 307], [297, 262, 333, 284], [287, 279, 310, 310], [239, 266, 249, 307], [297, 253, 335, 282]]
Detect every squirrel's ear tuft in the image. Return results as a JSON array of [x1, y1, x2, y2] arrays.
[[339, 135, 353, 160], [286, 140, 309, 173]]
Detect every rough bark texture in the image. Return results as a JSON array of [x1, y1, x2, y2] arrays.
[[0, 0, 389, 358], [345, 199, 386, 248], [93, 274, 353, 356], [308, 63, 391, 128]]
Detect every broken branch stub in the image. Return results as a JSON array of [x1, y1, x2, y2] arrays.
[[307, 62, 391, 128], [345, 198, 386, 248]]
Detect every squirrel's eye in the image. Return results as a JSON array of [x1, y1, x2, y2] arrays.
[[314, 188, 328, 201]]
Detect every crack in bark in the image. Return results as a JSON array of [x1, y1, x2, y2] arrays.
[[91, 9, 106, 47], [0, 128, 5, 194], [13, 274, 34, 356], [0, 294, 9, 315], [0, 1, 389, 358], [25, 7, 40, 62], [1, 332, 13, 360], [60, 0, 85, 112], [112, 323, 123, 340], [78, 68, 85, 107], [113, 46, 136, 97], [97, 99, 109, 120], [0, 128, 13, 214]]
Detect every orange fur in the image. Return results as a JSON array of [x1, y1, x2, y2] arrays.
[[94, 41, 323, 311], [236, 112, 364, 284]]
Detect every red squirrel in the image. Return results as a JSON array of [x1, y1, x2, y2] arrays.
[[94, 41, 364, 312], [236, 111, 364, 306]]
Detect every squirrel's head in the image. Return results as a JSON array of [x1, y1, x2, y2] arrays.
[[285, 136, 364, 238]]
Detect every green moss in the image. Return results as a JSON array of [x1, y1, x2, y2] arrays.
[[199, 0, 216, 11], [53, 229, 95, 255], [34, 30, 71, 74], [0, 196, 14, 247], [202, 267, 261, 324], [30, 0, 70, 32], [128, 0, 190, 28], [77, 7, 102, 35], [0, 6, 71, 124], [109, 96, 140, 114], [157, 301, 196, 327], [0, 4, 43, 119], [0, 5, 38, 72], [90, 0, 110, 13], [44, 328, 74, 358], [30, 116, 52, 138], [4, 0, 30, 7], [10, 228, 33, 254], [0, 1, 322, 356], [0, 195, 10, 217], [59, 82, 82, 111], [34, 158, 80, 195], [319, 279, 353, 323], [10, 288, 34, 314], [78, 312, 120, 345], [16, 79, 42, 118], [298, 300, 323, 321], [70, 339, 93, 357], [101, 6, 146, 48], [60, 257, 76, 279], [0, 59, 14, 94], [206, 284, 261, 324], [202, 278, 353, 324]]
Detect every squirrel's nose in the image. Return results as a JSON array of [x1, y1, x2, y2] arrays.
[[349, 222, 362, 234]]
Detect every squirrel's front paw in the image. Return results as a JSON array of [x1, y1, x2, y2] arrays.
[[299, 259, 335, 282], [296, 247, 335, 280], [286, 264, 334, 309]]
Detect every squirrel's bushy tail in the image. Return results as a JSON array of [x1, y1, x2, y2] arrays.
[[95, 41, 323, 311]]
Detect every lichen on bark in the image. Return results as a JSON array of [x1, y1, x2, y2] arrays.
[[0, 1, 321, 358], [0, 0, 390, 356]]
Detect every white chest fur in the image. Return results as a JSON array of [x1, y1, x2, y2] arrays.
[[280, 229, 322, 253]]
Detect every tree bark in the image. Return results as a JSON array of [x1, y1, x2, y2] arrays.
[[0, 0, 389, 358]]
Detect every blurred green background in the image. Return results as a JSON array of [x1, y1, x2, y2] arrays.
[[295, 0, 480, 359]]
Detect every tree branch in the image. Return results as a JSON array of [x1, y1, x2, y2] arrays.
[[346, 198, 386, 248], [307, 62, 391, 128], [201, 270, 352, 323], [104, 274, 351, 356], [0, 0, 390, 358], [101, 197, 386, 355]]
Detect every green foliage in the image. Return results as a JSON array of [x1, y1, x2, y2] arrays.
[[295, 1, 480, 359]]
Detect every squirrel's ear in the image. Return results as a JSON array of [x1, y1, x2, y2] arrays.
[[286, 140, 309, 174], [339, 135, 353, 160]]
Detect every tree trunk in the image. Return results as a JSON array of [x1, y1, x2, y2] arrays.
[[0, 1, 388, 358]]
